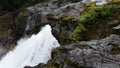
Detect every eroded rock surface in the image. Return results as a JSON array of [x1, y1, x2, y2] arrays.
[[25, 34, 120, 68]]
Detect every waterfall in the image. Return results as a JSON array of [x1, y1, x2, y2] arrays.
[[0, 25, 60, 68], [82, 0, 110, 5]]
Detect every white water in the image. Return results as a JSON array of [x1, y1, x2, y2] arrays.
[[93, 0, 108, 5], [0, 25, 60, 68], [82, 0, 109, 5]]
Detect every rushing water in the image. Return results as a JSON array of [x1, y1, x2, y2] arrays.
[[0, 25, 60, 68], [82, 0, 109, 5]]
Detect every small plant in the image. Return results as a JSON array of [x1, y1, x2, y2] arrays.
[[69, 23, 86, 41]]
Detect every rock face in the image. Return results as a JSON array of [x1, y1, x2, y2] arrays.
[[25, 34, 120, 68], [23, 1, 120, 68], [24, 0, 86, 45], [113, 25, 120, 34], [54, 34, 120, 68], [24, 0, 120, 45], [0, 13, 16, 50], [0, 0, 120, 68], [0, 46, 7, 59]]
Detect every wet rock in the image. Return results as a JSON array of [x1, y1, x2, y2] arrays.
[[23, 35, 119, 68], [0, 46, 7, 59], [26, 1, 85, 21], [25, 34, 120, 68], [24, 1, 87, 45], [24, 63, 45, 68], [10, 1, 120, 68], [24, 1, 120, 45], [113, 25, 120, 35], [45, 35, 120, 68]]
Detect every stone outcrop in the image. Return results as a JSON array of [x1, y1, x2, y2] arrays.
[[24, 0, 86, 45], [25, 34, 120, 68], [23, 1, 120, 68], [0, 0, 120, 68]]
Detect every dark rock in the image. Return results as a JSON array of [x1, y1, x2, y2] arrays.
[[0, 46, 7, 59], [113, 25, 120, 35], [24, 63, 45, 68], [0, 13, 15, 48], [46, 35, 120, 68], [24, 34, 120, 68], [0, 0, 120, 68], [24, 1, 120, 45], [24, 1, 86, 45]]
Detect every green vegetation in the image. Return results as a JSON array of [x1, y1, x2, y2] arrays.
[[65, 59, 82, 68], [14, 11, 28, 40], [112, 0, 120, 2], [66, 4, 75, 10], [69, 23, 85, 41], [80, 4, 120, 25], [69, 2, 120, 41], [62, 16, 74, 21], [47, 14, 57, 20]]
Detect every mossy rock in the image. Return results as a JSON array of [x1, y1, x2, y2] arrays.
[[110, 44, 120, 55], [60, 32, 69, 45], [0, 13, 14, 39], [111, 0, 120, 3], [58, 15, 78, 45], [14, 11, 28, 40], [69, 23, 86, 41], [61, 15, 74, 21], [69, 2, 120, 41], [65, 58, 82, 68], [47, 14, 57, 20], [66, 4, 75, 10]]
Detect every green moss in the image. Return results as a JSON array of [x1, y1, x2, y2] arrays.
[[62, 15, 74, 21], [108, 19, 119, 26], [47, 14, 57, 20], [14, 11, 28, 40], [58, 15, 78, 44], [15, 11, 27, 26], [19, 11, 27, 17], [46, 58, 57, 68], [65, 59, 82, 68], [66, 4, 75, 10], [87, 2, 96, 7], [36, 2, 48, 7], [60, 32, 69, 45], [80, 4, 120, 24], [69, 23, 86, 41], [69, 2, 120, 41], [111, 0, 120, 2], [46, 58, 62, 68]]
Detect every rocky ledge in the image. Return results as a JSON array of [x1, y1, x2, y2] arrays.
[[24, 1, 120, 68], [0, 0, 120, 68], [25, 34, 120, 68]]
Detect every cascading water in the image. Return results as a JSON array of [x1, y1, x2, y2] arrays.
[[93, 0, 108, 5], [0, 25, 60, 68], [82, 0, 110, 5]]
